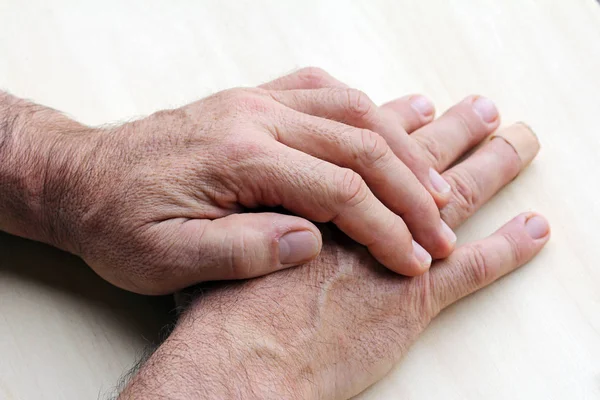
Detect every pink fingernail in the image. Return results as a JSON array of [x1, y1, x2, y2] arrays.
[[410, 95, 435, 117], [429, 168, 451, 195], [525, 215, 550, 239], [412, 240, 432, 269], [472, 96, 499, 123], [279, 231, 320, 264]]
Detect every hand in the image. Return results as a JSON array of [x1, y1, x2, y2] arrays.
[[2, 71, 479, 294], [56, 68, 501, 294], [119, 123, 548, 399], [260, 67, 502, 210]]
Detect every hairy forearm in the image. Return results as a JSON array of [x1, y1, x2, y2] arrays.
[[0, 91, 90, 251]]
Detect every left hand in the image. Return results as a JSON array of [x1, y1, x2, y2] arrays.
[[119, 117, 547, 399]]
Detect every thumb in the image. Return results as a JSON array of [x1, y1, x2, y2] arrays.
[[159, 212, 322, 286], [428, 212, 550, 315]]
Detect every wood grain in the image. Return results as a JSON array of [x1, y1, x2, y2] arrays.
[[1, 1, 599, 398]]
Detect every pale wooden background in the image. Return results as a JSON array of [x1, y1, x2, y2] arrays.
[[1, 1, 599, 399]]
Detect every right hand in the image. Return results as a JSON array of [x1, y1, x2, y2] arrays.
[[32, 74, 476, 294], [25, 66, 500, 294]]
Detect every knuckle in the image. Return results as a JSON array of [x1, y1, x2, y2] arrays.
[[296, 66, 330, 86], [445, 169, 480, 216], [415, 272, 439, 320], [224, 88, 272, 113], [415, 134, 443, 166], [450, 108, 477, 140], [501, 232, 524, 265], [356, 129, 392, 167], [411, 190, 438, 216], [343, 88, 375, 120], [333, 168, 369, 207], [464, 243, 490, 287], [227, 236, 251, 278], [222, 219, 259, 279], [439, 205, 460, 229], [223, 138, 269, 162]]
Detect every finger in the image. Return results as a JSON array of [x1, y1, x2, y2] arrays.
[[380, 94, 436, 133], [441, 123, 540, 229], [259, 67, 348, 90], [270, 88, 452, 206], [267, 110, 456, 259], [148, 213, 323, 292], [428, 212, 550, 313], [411, 95, 501, 172], [240, 144, 433, 275], [261, 72, 435, 137]]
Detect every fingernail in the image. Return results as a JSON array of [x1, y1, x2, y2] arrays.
[[412, 240, 432, 269], [472, 96, 499, 123], [410, 95, 435, 117], [279, 231, 320, 264], [429, 168, 451, 195], [525, 215, 549, 239], [441, 220, 457, 245]]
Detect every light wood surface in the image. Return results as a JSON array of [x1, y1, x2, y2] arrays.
[[1, 1, 599, 399]]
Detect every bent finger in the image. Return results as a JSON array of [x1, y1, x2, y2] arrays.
[[239, 145, 433, 275], [271, 88, 452, 206], [267, 111, 456, 259]]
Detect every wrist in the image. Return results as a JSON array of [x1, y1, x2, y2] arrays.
[[0, 92, 94, 252]]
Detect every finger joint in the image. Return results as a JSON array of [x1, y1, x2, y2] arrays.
[[343, 88, 375, 121], [356, 129, 392, 167], [445, 170, 481, 218], [415, 134, 444, 167], [333, 168, 369, 208]]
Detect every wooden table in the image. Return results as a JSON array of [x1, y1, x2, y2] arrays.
[[1, 1, 599, 398]]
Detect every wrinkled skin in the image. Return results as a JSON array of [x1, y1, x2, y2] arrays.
[[1, 68, 501, 295], [120, 136, 548, 400], [117, 69, 549, 400]]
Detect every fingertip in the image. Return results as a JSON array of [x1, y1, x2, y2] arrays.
[[495, 212, 551, 260], [524, 213, 551, 241], [408, 95, 436, 120], [427, 167, 452, 208], [380, 94, 436, 133], [417, 217, 458, 260], [441, 219, 458, 247], [469, 95, 500, 126], [276, 216, 323, 266], [412, 240, 432, 272], [278, 230, 322, 265]]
